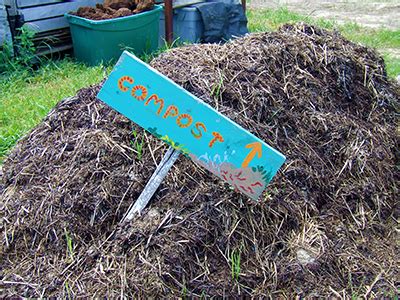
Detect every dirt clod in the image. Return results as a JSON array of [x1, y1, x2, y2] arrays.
[[104, 0, 133, 10], [71, 0, 154, 20], [1, 24, 399, 297]]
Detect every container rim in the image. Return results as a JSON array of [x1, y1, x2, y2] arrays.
[[64, 4, 162, 24]]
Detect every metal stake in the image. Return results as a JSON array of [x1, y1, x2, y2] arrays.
[[122, 147, 180, 222]]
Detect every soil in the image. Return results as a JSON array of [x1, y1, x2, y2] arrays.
[[249, 0, 400, 30], [71, 0, 154, 20], [1, 24, 399, 297]]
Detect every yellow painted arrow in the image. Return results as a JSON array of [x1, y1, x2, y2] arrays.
[[241, 142, 262, 168]]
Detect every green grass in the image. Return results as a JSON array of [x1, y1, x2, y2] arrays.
[[247, 7, 336, 32], [0, 8, 399, 162], [0, 59, 111, 161], [248, 7, 400, 77], [64, 228, 75, 261], [247, 7, 400, 49], [382, 54, 400, 78], [131, 129, 145, 160], [230, 249, 241, 281]]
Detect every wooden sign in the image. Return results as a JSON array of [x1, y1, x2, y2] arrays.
[[97, 51, 286, 200]]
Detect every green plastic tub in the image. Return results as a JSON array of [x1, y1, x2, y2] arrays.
[[65, 5, 162, 65]]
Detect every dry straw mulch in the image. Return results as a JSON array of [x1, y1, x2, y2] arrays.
[[1, 24, 399, 297]]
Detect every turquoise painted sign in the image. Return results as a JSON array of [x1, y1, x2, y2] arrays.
[[97, 51, 286, 200]]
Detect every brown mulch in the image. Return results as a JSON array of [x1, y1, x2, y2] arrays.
[[1, 24, 399, 297], [71, 0, 154, 20]]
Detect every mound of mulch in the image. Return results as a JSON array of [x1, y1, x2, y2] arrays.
[[1, 24, 399, 297], [71, 0, 154, 20]]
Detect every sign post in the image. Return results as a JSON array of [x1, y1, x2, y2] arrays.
[[122, 147, 179, 221], [97, 51, 285, 216]]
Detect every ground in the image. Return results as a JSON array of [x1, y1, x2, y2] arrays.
[[249, 0, 400, 30], [250, 0, 400, 58], [1, 23, 399, 298]]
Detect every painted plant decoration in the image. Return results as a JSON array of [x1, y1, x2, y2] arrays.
[[189, 153, 272, 197]]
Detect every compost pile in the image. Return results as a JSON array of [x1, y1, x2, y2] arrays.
[[71, 0, 154, 20], [1, 24, 399, 297]]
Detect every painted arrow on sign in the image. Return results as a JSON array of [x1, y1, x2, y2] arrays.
[[97, 51, 286, 200], [242, 142, 262, 168]]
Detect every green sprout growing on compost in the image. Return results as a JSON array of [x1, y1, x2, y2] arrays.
[[131, 129, 145, 160], [64, 228, 74, 261], [65, 280, 72, 300], [181, 282, 188, 298], [230, 249, 241, 281], [211, 71, 224, 99]]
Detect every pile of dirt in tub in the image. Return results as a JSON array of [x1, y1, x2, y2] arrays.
[[71, 0, 154, 20], [1, 24, 399, 297]]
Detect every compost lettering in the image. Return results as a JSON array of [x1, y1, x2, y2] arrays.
[[118, 75, 224, 148]]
